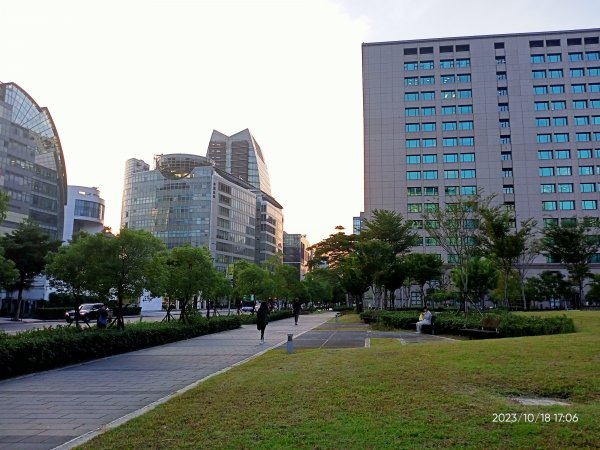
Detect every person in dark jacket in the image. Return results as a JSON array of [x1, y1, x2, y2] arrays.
[[292, 299, 302, 326], [256, 301, 269, 344]]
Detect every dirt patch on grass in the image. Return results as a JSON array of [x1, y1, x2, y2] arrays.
[[509, 397, 571, 406]]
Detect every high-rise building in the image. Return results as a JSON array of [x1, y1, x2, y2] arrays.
[[63, 186, 105, 241], [207, 129, 272, 195], [0, 82, 67, 240], [283, 232, 311, 279], [362, 29, 600, 267]]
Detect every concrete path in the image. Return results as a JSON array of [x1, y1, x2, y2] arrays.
[[0, 313, 451, 450]]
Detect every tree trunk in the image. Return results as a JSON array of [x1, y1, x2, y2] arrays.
[[12, 287, 24, 321]]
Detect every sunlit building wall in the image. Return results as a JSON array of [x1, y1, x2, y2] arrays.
[[63, 186, 105, 241], [0, 82, 67, 240]]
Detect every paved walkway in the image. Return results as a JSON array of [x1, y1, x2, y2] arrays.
[[0, 313, 451, 450]]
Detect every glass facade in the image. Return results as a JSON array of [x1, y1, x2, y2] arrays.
[[0, 82, 67, 239]]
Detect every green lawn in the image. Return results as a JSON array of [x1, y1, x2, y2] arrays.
[[81, 311, 600, 450]]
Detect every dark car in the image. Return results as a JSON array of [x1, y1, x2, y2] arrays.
[[65, 303, 107, 324]]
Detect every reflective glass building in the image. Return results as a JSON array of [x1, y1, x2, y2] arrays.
[[0, 82, 67, 239]]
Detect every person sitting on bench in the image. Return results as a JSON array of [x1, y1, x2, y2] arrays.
[[416, 306, 432, 333]]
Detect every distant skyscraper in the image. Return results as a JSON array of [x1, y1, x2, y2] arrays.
[[283, 232, 311, 279], [362, 28, 600, 268], [0, 82, 67, 240], [207, 129, 272, 195]]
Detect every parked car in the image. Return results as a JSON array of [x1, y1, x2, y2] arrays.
[[65, 303, 108, 324], [241, 302, 258, 313]]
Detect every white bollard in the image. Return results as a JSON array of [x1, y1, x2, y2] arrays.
[[287, 333, 294, 354]]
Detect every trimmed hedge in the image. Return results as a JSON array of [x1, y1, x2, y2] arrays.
[[0, 315, 241, 380], [361, 310, 575, 338], [238, 309, 294, 325]]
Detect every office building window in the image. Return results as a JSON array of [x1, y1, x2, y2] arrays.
[[555, 149, 571, 159], [407, 171, 421, 180], [422, 154, 437, 163], [460, 153, 475, 162], [405, 108, 419, 116], [425, 237, 439, 246], [544, 218, 559, 228], [497, 72, 507, 80], [538, 150, 553, 160], [498, 103, 509, 112], [442, 121, 457, 130], [424, 203, 439, 212], [554, 133, 569, 142], [407, 203, 423, 213], [550, 84, 565, 94], [501, 152, 512, 160], [549, 69, 563, 78], [537, 134, 551, 143], [540, 184, 555, 193], [542, 201, 557, 211], [560, 201, 575, 210], [531, 54, 545, 63], [460, 137, 474, 146], [499, 119, 510, 128], [424, 187, 439, 196], [443, 138, 458, 147], [406, 155, 421, 164], [536, 118, 550, 127], [496, 56, 506, 64], [533, 86, 548, 95], [404, 62, 418, 70], [422, 138, 437, 147], [591, 100, 600, 108], [442, 90, 457, 99], [503, 186, 514, 194], [444, 153, 458, 163], [441, 74, 455, 84], [535, 101, 549, 110], [420, 61, 434, 70], [552, 100, 566, 110], [409, 219, 423, 229], [423, 170, 438, 180], [420, 76, 435, 85], [458, 105, 473, 114], [557, 183, 573, 193], [556, 166, 572, 176], [461, 169, 476, 179], [422, 122, 436, 132], [406, 139, 420, 148], [444, 170, 459, 179], [532, 70, 546, 79], [539, 167, 554, 176], [422, 107, 436, 116], [586, 51, 600, 60], [589, 83, 600, 92], [458, 120, 474, 130], [457, 74, 471, 82], [408, 187, 421, 196], [576, 132, 591, 142], [573, 100, 588, 109], [593, 116, 600, 124], [578, 149, 592, 158], [580, 183, 595, 192], [497, 88, 508, 96], [553, 117, 568, 126], [461, 186, 477, 195], [445, 186, 459, 195], [569, 52, 583, 61], [405, 77, 419, 86], [579, 165, 594, 175], [547, 53, 562, 62], [456, 58, 470, 68], [405, 92, 419, 101], [406, 123, 420, 132], [571, 84, 586, 93], [589, 67, 600, 77], [442, 106, 456, 115], [458, 89, 472, 98], [500, 135, 511, 144], [582, 200, 598, 210], [574, 116, 590, 126], [502, 169, 513, 177], [570, 68, 585, 77], [440, 59, 454, 69], [421, 91, 435, 100]]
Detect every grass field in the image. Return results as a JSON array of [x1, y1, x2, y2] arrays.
[[81, 311, 600, 450]]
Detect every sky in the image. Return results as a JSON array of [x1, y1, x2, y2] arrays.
[[3, 0, 600, 245]]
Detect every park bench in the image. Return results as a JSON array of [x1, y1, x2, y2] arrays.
[[411, 315, 436, 335], [459, 316, 501, 339]]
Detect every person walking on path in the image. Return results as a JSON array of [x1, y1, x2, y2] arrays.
[[96, 304, 108, 329], [256, 301, 269, 344], [292, 298, 302, 326]]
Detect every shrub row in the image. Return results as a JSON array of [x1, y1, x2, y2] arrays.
[[361, 310, 575, 337], [34, 305, 142, 320], [237, 309, 294, 325], [0, 315, 241, 380]]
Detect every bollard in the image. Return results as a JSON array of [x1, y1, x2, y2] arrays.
[[287, 333, 294, 354]]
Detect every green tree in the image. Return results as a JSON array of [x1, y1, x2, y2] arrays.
[[480, 205, 537, 308], [147, 244, 215, 323], [452, 257, 498, 310], [525, 271, 574, 309], [404, 253, 443, 307], [1, 220, 61, 320], [233, 261, 274, 304], [541, 221, 600, 309], [585, 274, 600, 305]]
